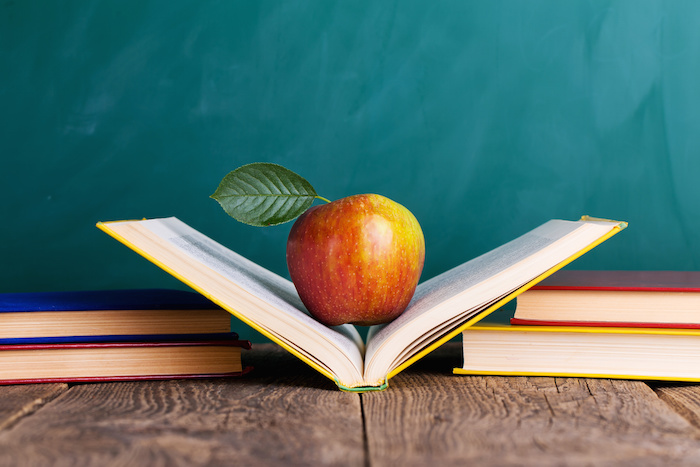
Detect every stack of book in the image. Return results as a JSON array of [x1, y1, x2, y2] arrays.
[[456, 271, 700, 382], [0, 288, 251, 385]]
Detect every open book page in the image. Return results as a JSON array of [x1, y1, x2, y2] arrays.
[[362, 219, 620, 385], [101, 218, 366, 385]]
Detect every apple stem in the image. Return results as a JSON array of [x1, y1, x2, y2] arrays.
[[315, 195, 331, 204]]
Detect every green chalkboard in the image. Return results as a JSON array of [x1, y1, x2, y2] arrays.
[[3, 1, 700, 340]]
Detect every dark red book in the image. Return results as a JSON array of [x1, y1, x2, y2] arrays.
[[0, 338, 252, 385], [511, 270, 700, 328]]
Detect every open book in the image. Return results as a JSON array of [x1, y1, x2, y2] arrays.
[[97, 216, 626, 391]]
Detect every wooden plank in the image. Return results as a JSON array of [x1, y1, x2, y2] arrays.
[[0, 384, 68, 431], [363, 343, 700, 466], [0, 344, 364, 466], [653, 383, 700, 429]]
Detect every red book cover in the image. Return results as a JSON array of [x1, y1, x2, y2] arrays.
[[530, 270, 700, 292], [511, 271, 700, 329], [0, 339, 252, 385], [0, 370, 255, 386], [509, 319, 700, 329]]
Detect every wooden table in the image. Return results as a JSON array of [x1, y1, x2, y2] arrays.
[[2, 343, 700, 466]]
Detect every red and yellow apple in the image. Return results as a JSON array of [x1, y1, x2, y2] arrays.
[[286, 194, 425, 326]]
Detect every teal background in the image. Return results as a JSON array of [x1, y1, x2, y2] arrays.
[[3, 1, 700, 339]]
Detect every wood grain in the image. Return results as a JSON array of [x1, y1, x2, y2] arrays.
[[3, 342, 700, 466], [0, 383, 68, 430], [0, 344, 364, 467], [653, 383, 700, 430], [363, 343, 700, 466]]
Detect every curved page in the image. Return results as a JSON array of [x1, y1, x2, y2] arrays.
[[99, 218, 365, 387], [363, 219, 622, 385]]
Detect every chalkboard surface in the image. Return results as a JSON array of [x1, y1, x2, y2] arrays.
[[3, 2, 700, 340]]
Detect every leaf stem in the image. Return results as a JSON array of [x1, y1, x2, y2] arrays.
[[316, 195, 332, 204]]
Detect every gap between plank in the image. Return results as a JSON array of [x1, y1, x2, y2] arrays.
[[359, 394, 370, 467]]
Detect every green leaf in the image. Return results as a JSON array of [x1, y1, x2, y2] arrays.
[[210, 163, 319, 226]]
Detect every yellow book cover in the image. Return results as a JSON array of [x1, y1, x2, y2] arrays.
[[97, 216, 625, 391], [456, 310, 700, 382]]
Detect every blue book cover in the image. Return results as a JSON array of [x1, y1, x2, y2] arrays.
[[0, 289, 233, 342], [0, 333, 239, 346], [0, 288, 222, 312]]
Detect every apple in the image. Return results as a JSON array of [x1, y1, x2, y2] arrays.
[[286, 194, 425, 326]]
